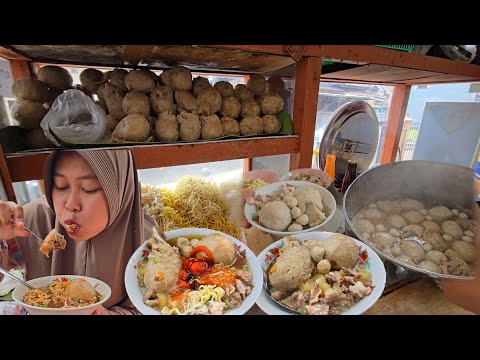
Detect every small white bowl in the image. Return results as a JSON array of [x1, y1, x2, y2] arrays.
[[244, 180, 337, 236], [12, 275, 111, 315], [125, 228, 263, 315]]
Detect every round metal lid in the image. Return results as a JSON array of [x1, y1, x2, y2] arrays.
[[317, 101, 379, 176]]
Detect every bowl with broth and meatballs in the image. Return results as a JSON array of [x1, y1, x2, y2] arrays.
[[344, 160, 477, 279], [256, 232, 386, 315], [244, 181, 337, 236], [125, 228, 262, 315], [12, 275, 111, 315]]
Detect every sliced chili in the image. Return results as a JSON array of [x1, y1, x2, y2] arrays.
[[190, 246, 214, 263]]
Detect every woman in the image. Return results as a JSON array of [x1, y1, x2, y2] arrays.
[[0, 149, 156, 315]]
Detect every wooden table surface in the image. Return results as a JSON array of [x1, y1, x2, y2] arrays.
[[246, 277, 474, 315]]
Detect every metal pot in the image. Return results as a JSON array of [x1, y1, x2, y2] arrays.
[[343, 160, 475, 280]]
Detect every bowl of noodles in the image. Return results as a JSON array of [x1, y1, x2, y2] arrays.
[[12, 275, 111, 315], [125, 228, 263, 315]]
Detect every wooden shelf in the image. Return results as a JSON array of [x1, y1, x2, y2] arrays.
[[3, 45, 295, 74], [5, 136, 299, 182]]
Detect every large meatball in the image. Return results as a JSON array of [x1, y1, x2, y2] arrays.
[[241, 99, 261, 118], [247, 74, 269, 98], [259, 201, 292, 231], [125, 69, 156, 93], [260, 92, 284, 115], [150, 86, 174, 114], [425, 250, 448, 265], [361, 208, 383, 221], [376, 200, 400, 214], [402, 210, 425, 224], [239, 116, 263, 136], [11, 99, 47, 129], [160, 66, 192, 91], [65, 279, 97, 301], [197, 87, 222, 115], [450, 241, 476, 264], [37, 65, 73, 91], [220, 97, 241, 119], [372, 232, 396, 248], [122, 91, 150, 116], [200, 114, 223, 140], [322, 233, 359, 270], [12, 78, 49, 103], [220, 117, 240, 136], [177, 112, 201, 142], [196, 234, 236, 265], [387, 214, 407, 229], [175, 91, 198, 112], [428, 206, 453, 222], [423, 229, 449, 252], [269, 240, 314, 291], [113, 114, 151, 142], [400, 199, 425, 211], [108, 68, 128, 92], [262, 115, 281, 134], [155, 113, 179, 143], [400, 240, 425, 264], [422, 221, 440, 232], [234, 84, 254, 103], [214, 81, 235, 97], [24, 128, 54, 149], [419, 261, 440, 273], [144, 241, 182, 293], [192, 76, 211, 97], [79, 68, 107, 93], [441, 220, 463, 240], [353, 218, 375, 234]]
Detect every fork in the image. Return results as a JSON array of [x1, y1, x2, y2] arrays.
[[11, 221, 43, 242]]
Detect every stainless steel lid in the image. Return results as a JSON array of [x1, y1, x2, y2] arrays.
[[317, 101, 379, 175]]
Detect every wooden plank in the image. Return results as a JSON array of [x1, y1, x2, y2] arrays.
[[0, 46, 30, 60], [364, 278, 474, 315], [206, 45, 287, 56], [290, 57, 322, 170], [307, 45, 480, 80], [0, 147, 17, 202], [381, 85, 411, 164], [9, 60, 32, 80], [5, 136, 299, 182], [400, 74, 475, 84]]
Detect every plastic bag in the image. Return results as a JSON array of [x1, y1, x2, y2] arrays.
[[41, 89, 108, 146]]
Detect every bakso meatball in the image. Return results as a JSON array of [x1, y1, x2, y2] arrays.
[[423, 229, 449, 252], [425, 250, 448, 266], [450, 241, 476, 264], [375, 200, 400, 214], [239, 116, 263, 136], [234, 84, 254, 103], [192, 76, 211, 97], [372, 232, 396, 248], [269, 240, 314, 291], [177, 112, 201, 142], [197, 234, 236, 265], [259, 201, 292, 231], [354, 218, 375, 234], [441, 221, 464, 240], [395, 255, 416, 267], [65, 279, 97, 301], [427, 206, 453, 223], [422, 221, 441, 232], [419, 261, 440, 273], [400, 240, 425, 264], [214, 81, 235, 97], [220, 97, 241, 119], [220, 117, 240, 136], [310, 246, 326, 263], [400, 199, 425, 211], [402, 210, 425, 225], [387, 214, 407, 230], [262, 115, 281, 134], [200, 114, 224, 140], [322, 233, 359, 270], [361, 208, 383, 221], [401, 224, 425, 238], [316, 259, 331, 275]]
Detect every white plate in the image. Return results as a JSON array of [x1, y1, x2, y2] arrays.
[[244, 181, 337, 236], [12, 275, 111, 315], [125, 228, 263, 315], [256, 232, 386, 315]]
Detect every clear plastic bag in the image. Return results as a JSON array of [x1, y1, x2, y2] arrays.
[[40, 89, 108, 146]]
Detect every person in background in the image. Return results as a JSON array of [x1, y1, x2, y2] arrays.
[[0, 149, 156, 315], [441, 154, 480, 313]]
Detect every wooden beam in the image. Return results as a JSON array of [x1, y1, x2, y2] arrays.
[[205, 45, 287, 56], [5, 136, 299, 182], [0, 147, 17, 202], [9, 59, 32, 80], [307, 45, 480, 80], [0, 46, 30, 60], [290, 57, 322, 170], [381, 85, 411, 164]]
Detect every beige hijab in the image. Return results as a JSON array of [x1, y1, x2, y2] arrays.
[[17, 149, 150, 308]]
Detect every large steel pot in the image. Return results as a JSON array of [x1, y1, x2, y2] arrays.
[[343, 160, 475, 280]]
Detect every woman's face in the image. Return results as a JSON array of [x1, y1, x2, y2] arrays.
[[52, 152, 109, 241]]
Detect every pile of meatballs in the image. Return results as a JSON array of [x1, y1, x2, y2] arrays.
[[352, 198, 476, 277], [10, 65, 287, 148], [255, 184, 329, 233]]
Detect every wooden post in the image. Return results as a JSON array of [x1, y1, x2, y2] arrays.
[[381, 85, 411, 164], [9, 59, 32, 80], [243, 158, 252, 173], [0, 146, 17, 202], [290, 57, 322, 170]]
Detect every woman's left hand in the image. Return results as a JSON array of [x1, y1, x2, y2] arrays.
[[92, 306, 118, 315]]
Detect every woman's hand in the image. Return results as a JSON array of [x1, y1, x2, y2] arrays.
[[0, 201, 29, 240], [92, 306, 119, 315]]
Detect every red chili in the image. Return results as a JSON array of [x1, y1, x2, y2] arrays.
[[179, 269, 190, 281], [177, 279, 191, 289], [187, 260, 210, 277], [190, 246, 214, 263]]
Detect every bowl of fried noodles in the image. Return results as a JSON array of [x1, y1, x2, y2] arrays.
[[12, 275, 111, 315]]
